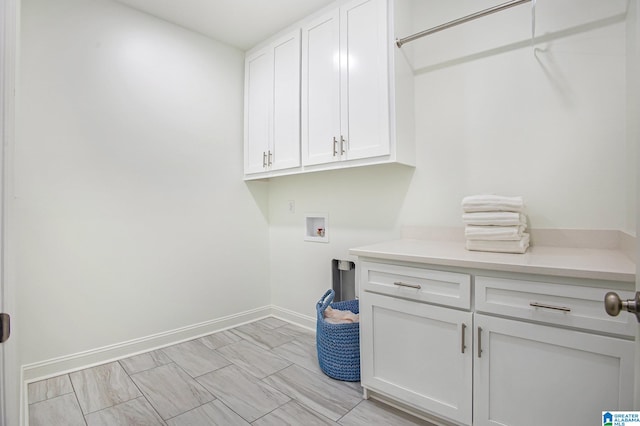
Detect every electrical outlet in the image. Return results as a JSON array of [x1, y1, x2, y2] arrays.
[[288, 200, 295, 213]]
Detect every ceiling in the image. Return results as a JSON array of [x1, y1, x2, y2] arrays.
[[114, 0, 335, 51]]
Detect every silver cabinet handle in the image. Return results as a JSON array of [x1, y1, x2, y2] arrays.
[[529, 302, 571, 312], [393, 281, 421, 290], [477, 327, 483, 358], [461, 323, 467, 354], [340, 135, 346, 154], [268, 150, 273, 166], [333, 137, 338, 156], [262, 151, 267, 168]]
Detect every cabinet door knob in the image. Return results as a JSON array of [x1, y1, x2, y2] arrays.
[[268, 150, 273, 166], [477, 327, 483, 358], [262, 152, 267, 168], [340, 135, 346, 155], [333, 137, 338, 156], [605, 291, 640, 323]]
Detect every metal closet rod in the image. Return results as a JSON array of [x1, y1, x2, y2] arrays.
[[396, 0, 532, 48]]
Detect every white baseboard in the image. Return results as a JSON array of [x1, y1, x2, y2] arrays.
[[21, 305, 272, 383], [270, 305, 315, 331]]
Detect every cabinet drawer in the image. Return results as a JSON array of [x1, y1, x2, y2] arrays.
[[475, 276, 636, 336], [360, 261, 471, 309]]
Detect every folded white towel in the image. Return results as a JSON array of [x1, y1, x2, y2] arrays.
[[465, 233, 530, 254], [462, 212, 527, 226], [465, 225, 526, 241], [462, 195, 524, 213]]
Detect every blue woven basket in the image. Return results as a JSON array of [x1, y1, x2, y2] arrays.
[[316, 289, 360, 382]]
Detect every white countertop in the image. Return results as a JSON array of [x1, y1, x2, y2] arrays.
[[349, 239, 636, 282]]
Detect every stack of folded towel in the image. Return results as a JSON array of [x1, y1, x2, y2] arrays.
[[462, 195, 530, 254]]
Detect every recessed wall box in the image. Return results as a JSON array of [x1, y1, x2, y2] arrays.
[[305, 214, 328, 243]]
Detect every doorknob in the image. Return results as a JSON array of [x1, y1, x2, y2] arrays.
[[604, 291, 640, 323], [0, 313, 10, 343]]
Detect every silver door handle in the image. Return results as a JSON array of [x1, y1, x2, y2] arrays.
[[477, 327, 483, 358], [333, 137, 338, 156], [605, 291, 640, 323]]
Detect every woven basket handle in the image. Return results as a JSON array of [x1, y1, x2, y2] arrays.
[[317, 289, 335, 315]]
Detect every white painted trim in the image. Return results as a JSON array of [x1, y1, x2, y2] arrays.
[[2, 0, 19, 425], [271, 304, 316, 330], [22, 305, 272, 383]]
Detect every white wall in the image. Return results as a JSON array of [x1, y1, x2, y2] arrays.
[[16, 0, 270, 365], [269, 164, 414, 319], [403, 0, 629, 230], [269, 0, 634, 318]]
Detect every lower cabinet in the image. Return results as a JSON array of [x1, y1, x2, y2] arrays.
[[473, 314, 635, 426], [360, 291, 473, 425], [358, 261, 636, 426]]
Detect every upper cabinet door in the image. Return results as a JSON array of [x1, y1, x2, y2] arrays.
[[341, 0, 390, 161], [244, 49, 272, 174], [301, 0, 390, 167], [271, 30, 301, 171], [244, 30, 301, 175], [301, 9, 341, 166]]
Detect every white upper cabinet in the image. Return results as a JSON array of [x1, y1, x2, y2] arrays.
[[244, 30, 301, 176], [301, 9, 341, 166], [245, 49, 271, 175], [244, 0, 415, 179], [302, 0, 390, 166]]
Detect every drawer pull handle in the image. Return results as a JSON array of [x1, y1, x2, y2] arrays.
[[529, 302, 571, 312], [461, 323, 467, 354], [393, 281, 421, 290], [477, 327, 483, 358]]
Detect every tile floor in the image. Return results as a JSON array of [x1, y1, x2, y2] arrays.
[[28, 317, 433, 425]]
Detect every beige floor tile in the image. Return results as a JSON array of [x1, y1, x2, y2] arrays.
[[28, 374, 74, 404], [162, 339, 230, 377], [197, 365, 290, 422], [262, 364, 362, 421], [70, 361, 141, 414], [217, 339, 291, 378], [338, 399, 435, 426], [253, 400, 338, 426], [119, 349, 173, 375], [131, 363, 214, 420], [85, 397, 165, 426], [29, 393, 85, 426], [199, 330, 242, 350], [166, 400, 250, 426]]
